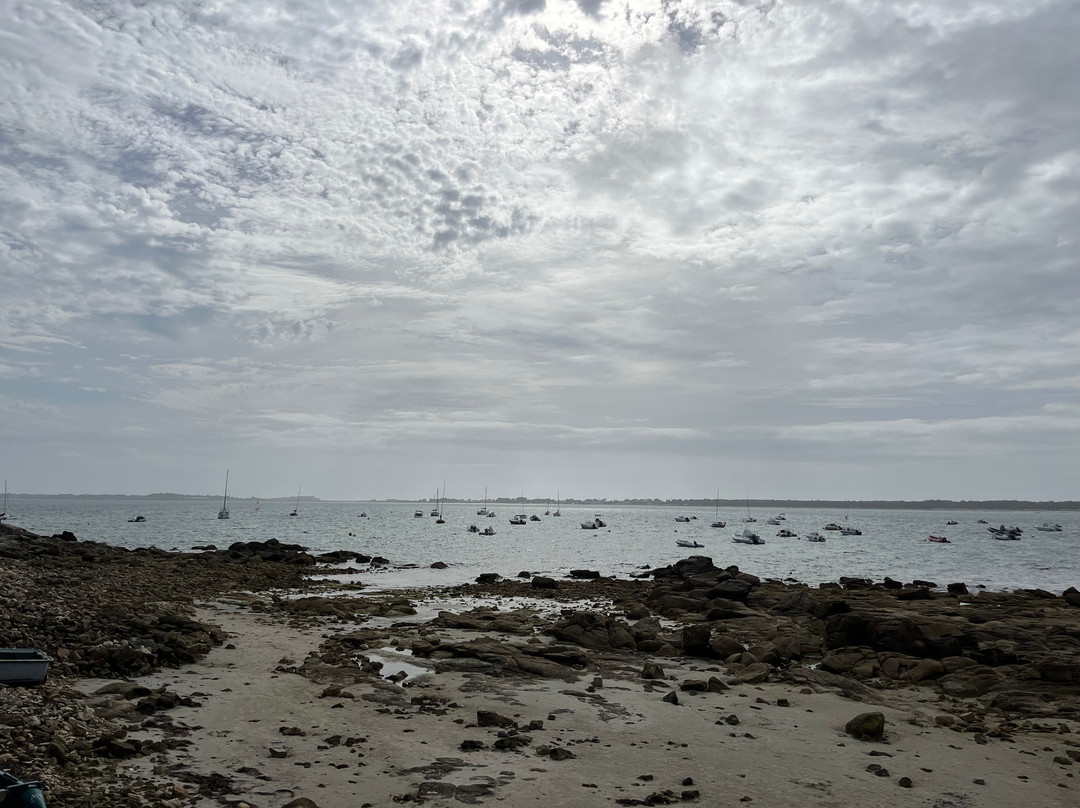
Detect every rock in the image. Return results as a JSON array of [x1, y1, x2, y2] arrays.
[[680, 680, 709, 692], [475, 573, 500, 584], [709, 578, 754, 602], [845, 712, 885, 741], [681, 624, 712, 655], [728, 662, 771, 685], [662, 691, 679, 705], [772, 591, 819, 614], [707, 676, 729, 692], [569, 569, 601, 579], [641, 662, 666, 680], [430, 561, 448, 569], [493, 735, 532, 751], [476, 710, 516, 728], [947, 582, 969, 595], [459, 740, 486, 751], [280, 800, 319, 808], [548, 747, 575, 760], [531, 576, 558, 590], [897, 587, 931, 601], [417, 782, 456, 798], [709, 635, 746, 658], [651, 556, 721, 580]]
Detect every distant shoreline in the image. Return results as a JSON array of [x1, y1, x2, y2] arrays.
[[5, 493, 1078, 510]]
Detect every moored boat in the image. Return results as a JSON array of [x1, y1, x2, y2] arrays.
[[804, 531, 826, 542], [732, 527, 765, 545], [926, 535, 950, 543], [776, 528, 797, 537], [676, 539, 703, 548]]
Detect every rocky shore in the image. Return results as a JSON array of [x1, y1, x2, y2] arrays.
[[2, 523, 1079, 807]]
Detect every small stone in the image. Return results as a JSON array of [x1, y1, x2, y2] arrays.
[[973, 778, 986, 785], [663, 691, 679, 705], [682, 777, 695, 786], [681, 790, 700, 800], [899, 777, 913, 788], [268, 747, 289, 758]]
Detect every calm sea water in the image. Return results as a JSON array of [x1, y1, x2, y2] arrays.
[[4, 498, 1077, 594]]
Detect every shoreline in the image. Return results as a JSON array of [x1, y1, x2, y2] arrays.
[[2, 523, 1079, 807]]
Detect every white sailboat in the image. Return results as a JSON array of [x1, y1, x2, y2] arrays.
[[553, 490, 561, 517], [477, 487, 488, 515], [217, 471, 230, 520], [436, 481, 446, 524], [742, 496, 756, 523], [290, 486, 301, 516], [710, 488, 725, 528]]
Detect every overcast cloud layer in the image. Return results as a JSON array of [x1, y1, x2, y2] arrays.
[[1, 0, 1077, 501]]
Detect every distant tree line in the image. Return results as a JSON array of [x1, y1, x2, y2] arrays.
[[10, 494, 1078, 510]]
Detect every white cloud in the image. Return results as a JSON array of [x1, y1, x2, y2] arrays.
[[1, 0, 1077, 498]]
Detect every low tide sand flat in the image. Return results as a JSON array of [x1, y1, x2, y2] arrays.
[[1, 521, 1078, 807]]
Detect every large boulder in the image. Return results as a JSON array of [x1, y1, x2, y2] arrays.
[[844, 712, 885, 741]]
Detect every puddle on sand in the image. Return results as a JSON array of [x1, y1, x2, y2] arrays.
[[363, 649, 430, 683]]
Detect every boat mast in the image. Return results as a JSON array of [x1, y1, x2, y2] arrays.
[[222, 470, 229, 511]]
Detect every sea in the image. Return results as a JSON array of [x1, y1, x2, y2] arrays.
[[3, 498, 1077, 594]]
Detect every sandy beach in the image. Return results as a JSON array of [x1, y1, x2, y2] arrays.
[[3, 523, 1079, 807]]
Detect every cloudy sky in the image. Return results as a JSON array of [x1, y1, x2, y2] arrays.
[[1, 0, 1077, 501]]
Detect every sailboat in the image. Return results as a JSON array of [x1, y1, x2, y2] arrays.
[[710, 489, 725, 528], [430, 489, 440, 517], [436, 481, 446, 524], [477, 487, 488, 516], [289, 486, 301, 516], [0, 480, 7, 521], [742, 496, 756, 523], [510, 492, 527, 525], [553, 490, 561, 517], [217, 471, 230, 520]]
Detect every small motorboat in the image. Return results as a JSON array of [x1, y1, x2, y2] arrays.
[[988, 525, 1022, 539], [823, 523, 841, 531], [839, 526, 862, 536], [127, 515, 146, 523], [945, 520, 958, 526], [1035, 522, 1063, 532], [926, 535, 950, 543], [359, 512, 367, 517], [766, 518, 781, 526], [676, 539, 703, 548], [977, 519, 988, 524], [710, 520, 726, 528], [581, 515, 606, 530], [510, 514, 527, 525], [804, 531, 826, 542], [776, 529, 797, 538], [480, 526, 496, 536], [0, 770, 46, 808], [732, 528, 765, 545], [467, 524, 479, 533], [674, 516, 691, 523], [530, 515, 541, 522], [486, 511, 497, 517], [413, 510, 423, 518]]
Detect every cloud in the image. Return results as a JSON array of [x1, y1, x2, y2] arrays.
[[1, 0, 1077, 498]]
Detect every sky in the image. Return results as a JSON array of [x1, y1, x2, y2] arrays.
[[1, 0, 1078, 502]]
